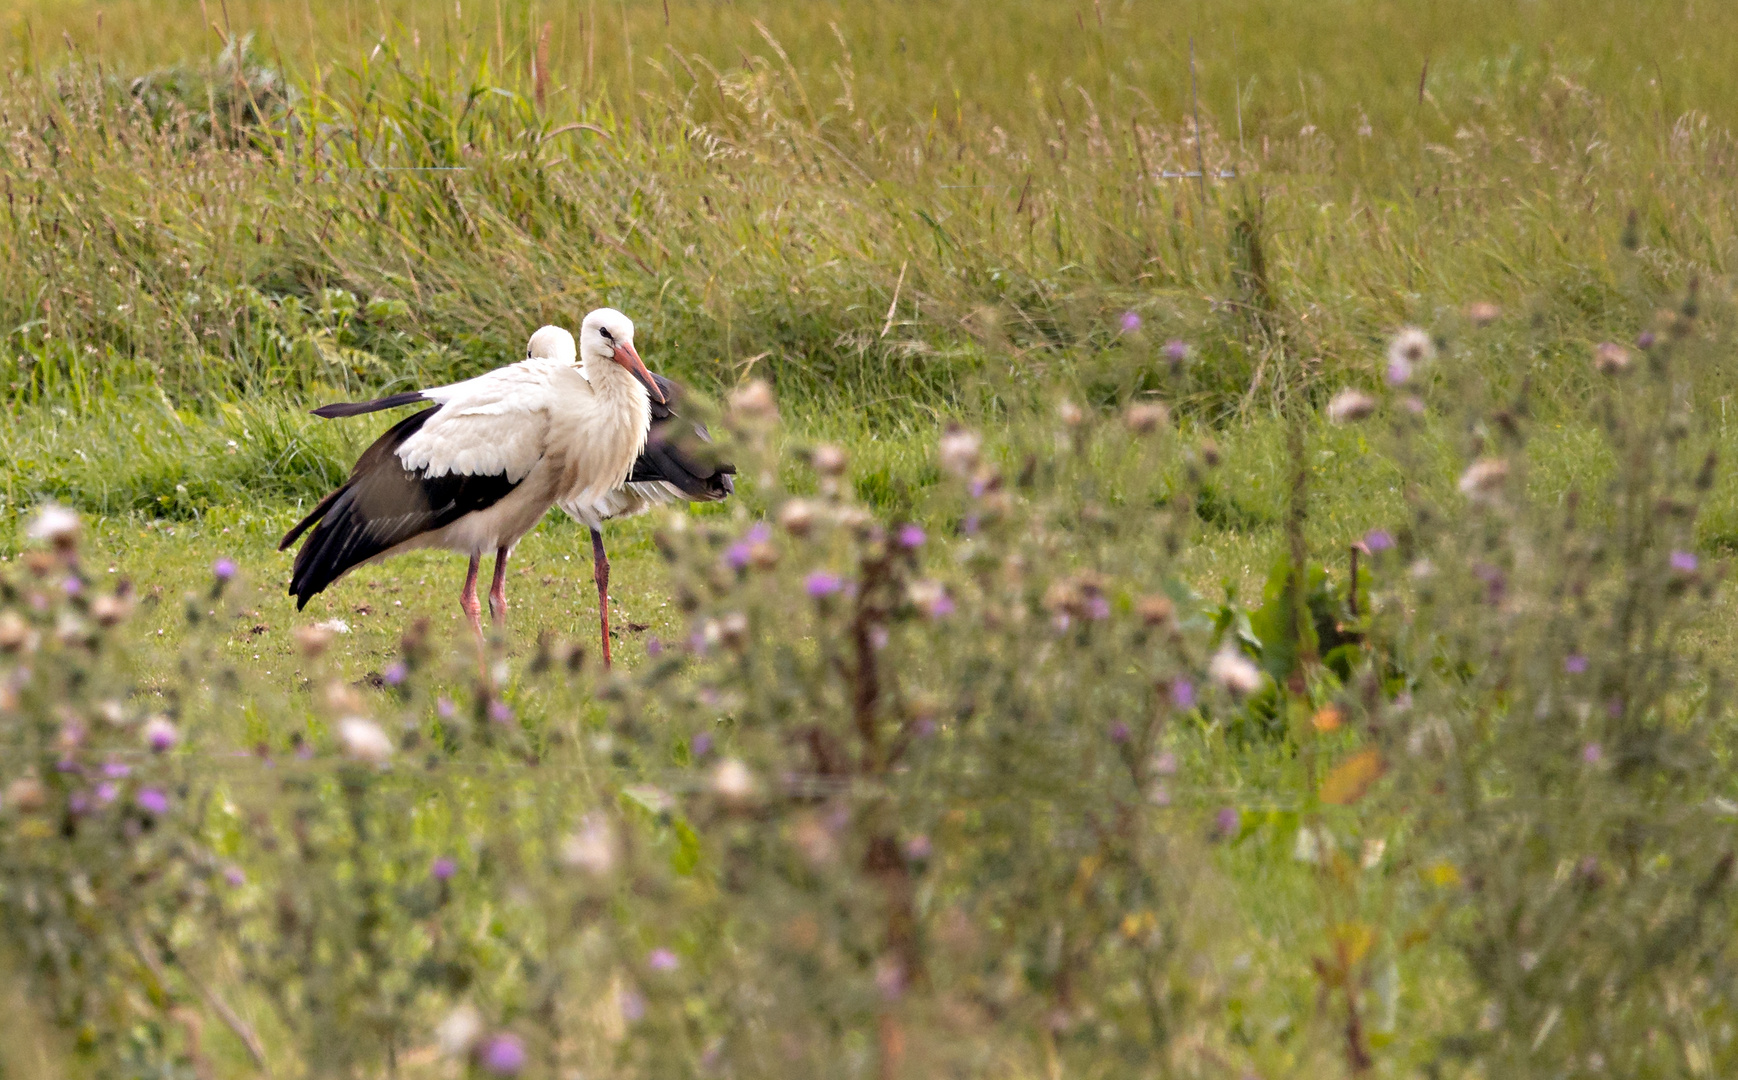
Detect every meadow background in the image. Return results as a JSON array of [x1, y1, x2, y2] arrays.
[[1, 1, 1737, 1077]]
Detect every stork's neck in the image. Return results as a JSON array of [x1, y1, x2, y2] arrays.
[[582, 357, 653, 443]]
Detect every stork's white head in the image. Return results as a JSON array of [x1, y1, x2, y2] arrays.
[[525, 325, 577, 363], [579, 307, 664, 404]]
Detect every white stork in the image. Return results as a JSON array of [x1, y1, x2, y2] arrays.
[[279, 308, 664, 644], [524, 326, 734, 667]]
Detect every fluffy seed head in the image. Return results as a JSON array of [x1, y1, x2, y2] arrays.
[[1125, 401, 1169, 434], [1209, 647, 1263, 696], [779, 499, 817, 537], [811, 443, 848, 476], [1458, 458, 1510, 503], [1326, 389, 1377, 424], [561, 813, 619, 876], [728, 379, 778, 422], [712, 758, 757, 806], [337, 717, 393, 764], [939, 426, 983, 477], [1594, 342, 1632, 374], [26, 504, 80, 547]]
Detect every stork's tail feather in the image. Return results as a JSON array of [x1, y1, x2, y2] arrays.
[[285, 486, 375, 610], [279, 486, 348, 552], [311, 391, 428, 418]]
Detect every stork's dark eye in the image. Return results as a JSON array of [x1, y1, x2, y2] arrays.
[[599, 327, 614, 342]]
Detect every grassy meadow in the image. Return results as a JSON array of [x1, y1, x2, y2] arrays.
[[1, 1, 1738, 1077]]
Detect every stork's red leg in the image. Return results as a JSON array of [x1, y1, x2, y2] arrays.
[[591, 527, 612, 669], [488, 546, 510, 628], [460, 554, 484, 644]]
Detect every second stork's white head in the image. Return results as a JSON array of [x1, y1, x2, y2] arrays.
[[526, 324, 577, 363], [577, 308, 665, 404]]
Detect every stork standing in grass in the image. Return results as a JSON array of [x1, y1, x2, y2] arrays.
[[524, 326, 734, 667], [280, 308, 665, 644]]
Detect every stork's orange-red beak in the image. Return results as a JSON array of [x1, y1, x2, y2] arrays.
[[613, 342, 666, 404]]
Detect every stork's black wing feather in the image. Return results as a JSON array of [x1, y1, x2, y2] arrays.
[[310, 391, 430, 419], [281, 406, 521, 609], [630, 373, 736, 500]]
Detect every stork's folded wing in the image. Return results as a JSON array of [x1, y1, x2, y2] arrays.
[[396, 362, 559, 482]]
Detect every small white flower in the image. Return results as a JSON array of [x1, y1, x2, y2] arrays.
[[25, 504, 80, 544], [337, 716, 393, 764], [1326, 389, 1377, 423], [1209, 647, 1263, 696], [317, 618, 351, 635], [560, 813, 619, 876], [1458, 458, 1509, 503]]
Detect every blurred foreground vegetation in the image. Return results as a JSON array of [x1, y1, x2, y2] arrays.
[[3, 1, 1738, 1076]]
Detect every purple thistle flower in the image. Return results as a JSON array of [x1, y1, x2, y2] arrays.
[[62, 576, 82, 596], [1362, 529, 1396, 552], [213, 558, 238, 581], [1163, 339, 1189, 363], [1386, 359, 1412, 386], [913, 717, 937, 738], [1670, 550, 1699, 573], [95, 782, 117, 805], [1582, 742, 1603, 764], [383, 661, 408, 686], [437, 696, 456, 719], [905, 835, 933, 860], [620, 989, 647, 1023], [1153, 750, 1178, 775], [1213, 806, 1241, 840], [646, 636, 664, 657], [1120, 311, 1143, 333], [1109, 721, 1131, 743], [1086, 595, 1111, 621], [432, 857, 457, 881], [1637, 331, 1656, 349], [962, 514, 980, 535], [1170, 679, 1196, 710], [897, 523, 926, 549], [647, 948, 679, 972], [68, 792, 90, 814], [690, 732, 714, 758], [724, 542, 752, 570], [745, 522, 771, 545], [102, 761, 131, 779], [136, 787, 169, 816], [875, 959, 907, 1001], [224, 866, 246, 887], [1564, 654, 1589, 674], [55, 758, 81, 774], [477, 1033, 527, 1076], [488, 700, 514, 724], [805, 572, 844, 598]]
